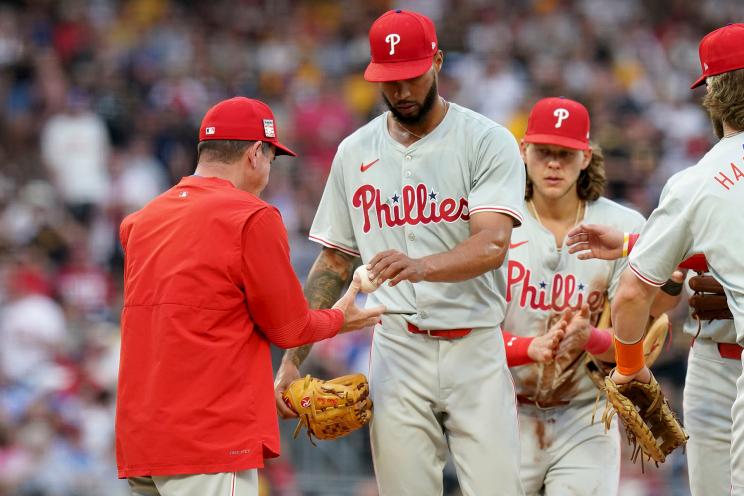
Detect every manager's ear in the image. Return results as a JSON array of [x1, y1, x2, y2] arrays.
[[243, 141, 263, 170]]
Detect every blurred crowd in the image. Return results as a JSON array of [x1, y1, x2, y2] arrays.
[[0, 0, 739, 494]]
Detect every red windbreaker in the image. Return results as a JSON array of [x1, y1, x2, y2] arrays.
[[116, 176, 342, 477]]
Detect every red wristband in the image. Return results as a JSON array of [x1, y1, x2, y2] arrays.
[[584, 327, 612, 355], [502, 330, 535, 367]]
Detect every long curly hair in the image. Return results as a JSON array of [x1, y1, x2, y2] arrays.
[[702, 68, 744, 138], [524, 142, 606, 202]]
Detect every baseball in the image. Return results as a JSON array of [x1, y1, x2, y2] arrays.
[[355, 265, 379, 293]]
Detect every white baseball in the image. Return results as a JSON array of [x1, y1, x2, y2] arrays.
[[355, 265, 379, 293]]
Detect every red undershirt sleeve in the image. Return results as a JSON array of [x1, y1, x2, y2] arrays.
[[241, 207, 343, 348]]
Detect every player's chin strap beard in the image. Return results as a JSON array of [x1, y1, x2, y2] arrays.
[[394, 97, 449, 140]]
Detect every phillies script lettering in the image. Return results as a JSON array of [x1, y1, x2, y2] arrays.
[[507, 260, 604, 312], [352, 183, 469, 233]]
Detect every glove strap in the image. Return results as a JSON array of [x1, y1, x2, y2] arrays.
[[614, 336, 645, 375]]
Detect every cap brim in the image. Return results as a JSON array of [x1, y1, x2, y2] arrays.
[[364, 57, 433, 82], [274, 141, 297, 157], [691, 73, 707, 89], [524, 134, 590, 151]]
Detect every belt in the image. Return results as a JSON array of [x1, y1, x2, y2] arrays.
[[718, 342, 743, 360], [516, 394, 570, 409], [406, 323, 471, 340]]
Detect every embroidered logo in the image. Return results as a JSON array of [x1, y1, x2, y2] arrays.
[[553, 108, 569, 128], [506, 260, 604, 313], [386, 33, 401, 55], [352, 183, 469, 233], [360, 159, 380, 172]]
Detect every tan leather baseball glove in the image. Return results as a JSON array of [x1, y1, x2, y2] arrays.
[[602, 373, 688, 466], [281, 374, 373, 444]]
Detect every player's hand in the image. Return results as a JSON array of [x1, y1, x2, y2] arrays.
[[566, 224, 625, 260], [274, 360, 301, 419], [367, 250, 428, 287], [610, 365, 651, 385], [528, 318, 566, 363], [333, 272, 386, 333], [556, 304, 592, 356]]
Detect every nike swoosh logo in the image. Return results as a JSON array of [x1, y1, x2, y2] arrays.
[[360, 159, 380, 172], [509, 241, 528, 249]]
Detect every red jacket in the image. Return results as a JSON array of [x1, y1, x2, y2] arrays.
[[116, 176, 342, 477]]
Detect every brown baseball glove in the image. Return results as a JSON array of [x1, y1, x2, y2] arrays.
[[688, 274, 732, 320], [281, 374, 373, 444], [602, 373, 688, 466]]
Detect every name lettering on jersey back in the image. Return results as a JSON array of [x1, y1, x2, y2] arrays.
[[507, 260, 604, 312], [713, 159, 744, 191], [352, 183, 469, 233]]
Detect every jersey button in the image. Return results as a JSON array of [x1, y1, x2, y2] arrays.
[[420, 310, 428, 319], [405, 170, 412, 177], [405, 155, 412, 161], [408, 233, 416, 241]]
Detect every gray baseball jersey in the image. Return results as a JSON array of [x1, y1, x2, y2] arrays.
[[627, 133, 744, 495], [309, 102, 525, 330], [628, 134, 744, 344], [505, 197, 645, 404]]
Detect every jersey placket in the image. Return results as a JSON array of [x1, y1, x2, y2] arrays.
[[400, 146, 429, 325]]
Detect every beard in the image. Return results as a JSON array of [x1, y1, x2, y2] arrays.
[[382, 78, 438, 126]]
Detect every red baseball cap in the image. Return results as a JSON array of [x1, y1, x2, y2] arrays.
[[199, 97, 296, 157], [523, 97, 591, 151], [691, 23, 744, 89], [364, 10, 438, 82]]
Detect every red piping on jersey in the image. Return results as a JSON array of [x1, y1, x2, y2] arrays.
[[469, 206, 524, 225], [628, 262, 665, 287], [308, 235, 361, 257]]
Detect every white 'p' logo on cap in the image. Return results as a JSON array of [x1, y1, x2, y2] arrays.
[[553, 108, 569, 128], [386, 33, 401, 55]]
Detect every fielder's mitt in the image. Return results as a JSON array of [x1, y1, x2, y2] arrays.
[[688, 274, 732, 320], [602, 373, 688, 466], [281, 374, 372, 444]]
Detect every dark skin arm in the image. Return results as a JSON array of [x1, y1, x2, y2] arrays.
[[274, 247, 358, 418], [367, 211, 514, 287]]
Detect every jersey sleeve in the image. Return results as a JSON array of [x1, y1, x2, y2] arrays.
[[308, 144, 361, 257], [242, 208, 343, 348], [467, 125, 525, 226], [628, 179, 694, 287], [608, 211, 646, 299]]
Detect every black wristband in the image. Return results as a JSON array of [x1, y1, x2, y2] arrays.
[[660, 279, 683, 296]]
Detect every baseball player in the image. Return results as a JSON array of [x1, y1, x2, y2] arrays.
[[501, 97, 645, 495], [274, 10, 526, 495], [602, 23, 744, 496], [567, 234, 740, 495]]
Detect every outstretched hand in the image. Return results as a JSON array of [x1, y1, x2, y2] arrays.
[[566, 224, 625, 260], [332, 272, 386, 333]]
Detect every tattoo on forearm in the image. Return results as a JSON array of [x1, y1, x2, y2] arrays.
[[285, 248, 357, 368]]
